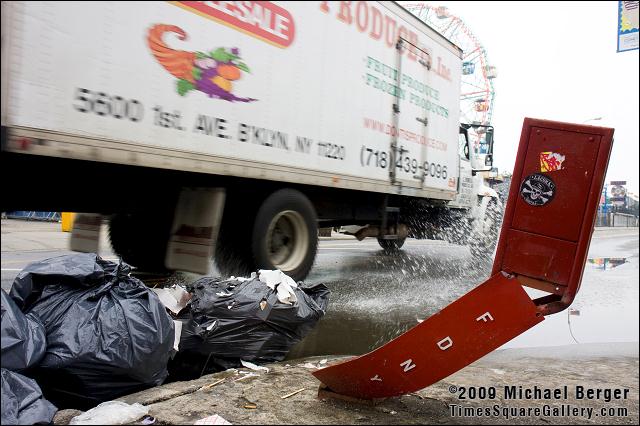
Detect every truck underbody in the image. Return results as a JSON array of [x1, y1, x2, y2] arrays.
[[1, 146, 494, 280]]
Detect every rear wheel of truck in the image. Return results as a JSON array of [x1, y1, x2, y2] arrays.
[[377, 237, 406, 252], [108, 212, 172, 272], [252, 189, 318, 281]]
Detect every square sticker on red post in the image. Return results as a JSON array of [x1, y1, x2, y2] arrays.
[[539, 151, 566, 172]]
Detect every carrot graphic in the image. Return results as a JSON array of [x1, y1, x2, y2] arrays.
[[147, 24, 196, 82]]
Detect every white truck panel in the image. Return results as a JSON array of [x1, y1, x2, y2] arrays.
[[3, 1, 462, 199]]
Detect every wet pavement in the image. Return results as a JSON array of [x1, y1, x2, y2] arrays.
[[2, 220, 638, 358], [3, 219, 638, 424]]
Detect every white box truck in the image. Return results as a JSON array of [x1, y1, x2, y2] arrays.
[[1, 1, 499, 280]]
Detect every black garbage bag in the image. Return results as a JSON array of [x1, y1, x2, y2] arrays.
[[1, 289, 46, 372], [9, 253, 175, 409], [1, 368, 57, 425], [178, 275, 329, 367]]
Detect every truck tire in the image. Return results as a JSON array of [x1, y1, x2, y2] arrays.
[[377, 237, 406, 252], [251, 189, 318, 281], [469, 199, 502, 259], [108, 212, 172, 272]]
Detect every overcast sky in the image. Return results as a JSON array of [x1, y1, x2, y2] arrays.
[[404, 1, 639, 194]]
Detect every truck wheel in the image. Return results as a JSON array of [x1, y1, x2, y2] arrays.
[[377, 237, 406, 252], [469, 199, 502, 259], [108, 212, 172, 272], [252, 189, 317, 281]]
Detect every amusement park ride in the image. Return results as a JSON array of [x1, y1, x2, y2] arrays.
[[404, 3, 498, 152]]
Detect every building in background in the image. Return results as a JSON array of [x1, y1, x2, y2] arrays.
[[597, 181, 639, 226]]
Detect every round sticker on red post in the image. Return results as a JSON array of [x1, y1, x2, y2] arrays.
[[520, 173, 556, 206]]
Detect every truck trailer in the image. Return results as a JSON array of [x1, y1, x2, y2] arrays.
[[1, 1, 499, 280]]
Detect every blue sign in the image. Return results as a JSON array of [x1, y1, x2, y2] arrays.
[[618, 1, 639, 52]]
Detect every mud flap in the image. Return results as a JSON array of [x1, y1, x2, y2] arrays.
[[69, 213, 102, 253], [165, 187, 226, 275], [314, 118, 614, 399]]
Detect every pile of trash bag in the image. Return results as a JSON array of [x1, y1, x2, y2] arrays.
[[1, 368, 57, 425], [2, 289, 57, 425], [1, 289, 46, 372], [9, 253, 175, 409], [175, 270, 329, 374], [2, 252, 330, 410]]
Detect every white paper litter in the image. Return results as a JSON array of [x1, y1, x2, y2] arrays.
[[206, 320, 217, 331], [258, 270, 298, 305], [236, 272, 256, 282], [229, 273, 256, 282], [194, 414, 232, 425], [301, 362, 318, 369], [241, 360, 269, 373], [152, 285, 191, 315], [70, 401, 148, 425], [173, 320, 182, 352], [216, 292, 233, 297]]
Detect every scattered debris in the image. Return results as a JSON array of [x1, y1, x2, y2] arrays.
[[281, 388, 306, 399], [198, 378, 225, 391], [302, 362, 319, 369], [140, 415, 156, 425], [243, 403, 257, 410], [69, 401, 148, 425], [234, 373, 260, 382], [152, 285, 191, 315], [194, 414, 232, 425], [258, 270, 298, 305], [172, 320, 183, 352], [240, 360, 269, 373]]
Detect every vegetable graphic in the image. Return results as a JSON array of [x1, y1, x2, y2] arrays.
[[147, 24, 256, 102]]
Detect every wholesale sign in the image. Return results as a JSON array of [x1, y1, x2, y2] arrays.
[[618, 1, 639, 52]]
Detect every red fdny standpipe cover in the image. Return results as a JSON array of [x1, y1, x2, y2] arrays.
[[313, 118, 614, 399]]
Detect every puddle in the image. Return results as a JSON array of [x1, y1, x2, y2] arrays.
[[587, 257, 627, 270]]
